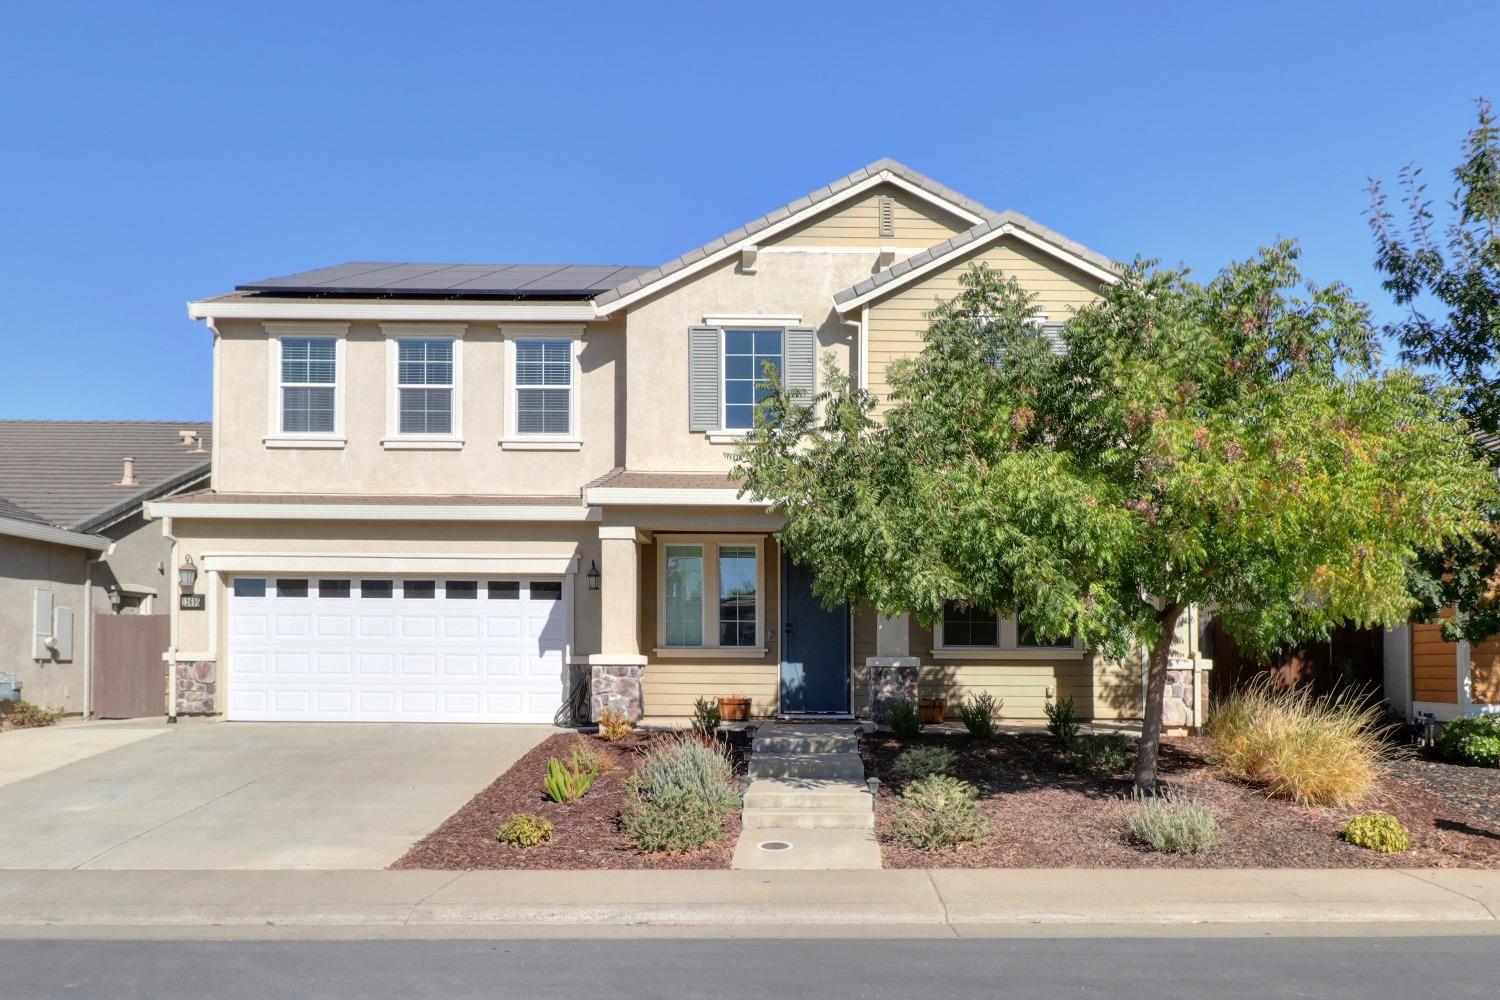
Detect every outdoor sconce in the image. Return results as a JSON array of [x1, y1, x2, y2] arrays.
[[586, 560, 601, 591], [178, 555, 198, 593], [107, 587, 121, 611]]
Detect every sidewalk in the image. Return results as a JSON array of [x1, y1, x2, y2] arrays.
[[2, 868, 1498, 932]]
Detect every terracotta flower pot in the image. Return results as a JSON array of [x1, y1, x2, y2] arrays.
[[718, 695, 751, 721], [919, 697, 947, 724]]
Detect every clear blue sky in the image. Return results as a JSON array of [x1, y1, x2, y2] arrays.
[[2, 1, 1495, 419]]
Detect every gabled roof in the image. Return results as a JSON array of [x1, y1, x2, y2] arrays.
[[0, 494, 110, 551], [833, 213, 1121, 313], [0, 421, 211, 532], [591, 158, 996, 314], [238, 262, 652, 299]]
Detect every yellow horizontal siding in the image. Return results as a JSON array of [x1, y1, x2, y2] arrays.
[[772, 184, 969, 248], [865, 238, 1107, 410]]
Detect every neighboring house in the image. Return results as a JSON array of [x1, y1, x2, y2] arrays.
[[0, 421, 211, 715], [151, 159, 1212, 727], [1384, 621, 1500, 723]]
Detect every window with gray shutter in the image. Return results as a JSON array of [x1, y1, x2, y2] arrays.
[[396, 339, 454, 434], [688, 326, 722, 431], [280, 338, 337, 434], [514, 339, 572, 435], [723, 329, 783, 429], [1039, 321, 1067, 355]]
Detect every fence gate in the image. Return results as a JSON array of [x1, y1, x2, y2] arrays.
[[92, 613, 169, 718]]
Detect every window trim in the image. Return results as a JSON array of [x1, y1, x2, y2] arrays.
[[719, 326, 787, 435], [382, 324, 465, 449], [653, 534, 766, 657], [500, 325, 583, 450], [933, 602, 1083, 658], [263, 323, 348, 449]]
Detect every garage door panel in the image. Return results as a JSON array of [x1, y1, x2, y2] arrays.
[[229, 575, 569, 723]]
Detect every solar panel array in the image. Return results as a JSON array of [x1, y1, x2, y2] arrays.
[[238, 262, 652, 298]]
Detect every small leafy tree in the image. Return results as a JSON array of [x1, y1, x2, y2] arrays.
[[1369, 98, 1500, 642], [736, 244, 1491, 790]]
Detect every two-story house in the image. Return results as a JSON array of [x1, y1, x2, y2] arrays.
[[149, 159, 1212, 727]]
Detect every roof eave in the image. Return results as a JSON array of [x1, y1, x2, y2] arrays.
[[73, 465, 211, 534], [0, 514, 111, 552]]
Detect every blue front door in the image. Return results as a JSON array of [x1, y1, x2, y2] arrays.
[[780, 553, 850, 715]]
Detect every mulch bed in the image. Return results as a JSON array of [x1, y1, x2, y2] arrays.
[[392, 731, 742, 870], [863, 732, 1500, 869]]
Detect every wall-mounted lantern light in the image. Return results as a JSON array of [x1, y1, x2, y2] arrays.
[[178, 555, 198, 593], [107, 587, 122, 611], [586, 560, 601, 591]]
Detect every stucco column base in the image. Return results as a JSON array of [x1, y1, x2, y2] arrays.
[[867, 656, 920, 723]]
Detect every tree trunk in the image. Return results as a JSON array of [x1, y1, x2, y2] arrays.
[[1133, 603, 1183, 794]]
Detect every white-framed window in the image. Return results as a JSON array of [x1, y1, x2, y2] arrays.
[[264, 323, 347, 447], [722, 328, 783, 430], [656, 535, 765, 654], [382, 325, 464, 448], [935, 599, 1080, 651], [501, 325, 583, 449]]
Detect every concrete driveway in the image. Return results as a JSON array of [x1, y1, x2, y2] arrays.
[[0, 720, 555, 870]]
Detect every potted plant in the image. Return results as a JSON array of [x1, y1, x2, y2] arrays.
[[919, 696, 947, 724], [718, 693, 751, 721]]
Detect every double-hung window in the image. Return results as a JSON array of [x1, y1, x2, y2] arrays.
[[936, 599, 1080, 651], [278, 338, 337, 435], [514, 339, 572, 436], [723, 329, 783, 430], [396, 339, 454, 434], [658, 537, 763, 653]]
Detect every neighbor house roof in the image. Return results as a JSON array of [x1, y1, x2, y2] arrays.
[[0, 493, 111, 551], [832, 212, 1122, 312], [0, 421, 211, 532], [237, 263, 652, 299]]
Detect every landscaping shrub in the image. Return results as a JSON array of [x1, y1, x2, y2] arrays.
[[544, 755, 595, 804], [892, 745, 958, 781], [889, 775, 988, 851], [885, 698, 921, 739], [597, 708, 633, 742], [1342, 811, 1412, 853], [497, 813, 554, 847], [622, 787, 727, 853], [1076, 733, 1135, 775], [957, 691, 1001, 740], [5, 701, 62, 729], [1435, 714, 1500, 768], [691, 696, 722, 741], [1127, 793, 1221, 854], [1044, 696, 1079, 745], [1206, 679, 1386, 807], [567, 738, 609, 779], [629, 735, 739, 813]]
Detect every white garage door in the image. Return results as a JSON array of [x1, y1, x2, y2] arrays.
[[226, 576, 568, 723]]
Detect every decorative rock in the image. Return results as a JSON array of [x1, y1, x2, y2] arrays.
[[867, 659, 919, 723], [175, 660, 217, 715], [590, 663, 644, 722]]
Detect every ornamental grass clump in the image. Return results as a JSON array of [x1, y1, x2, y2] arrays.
[[623, 735, 739, 853], [892, 745, 958, 781], [1127, 792, 1221, 854], [889, 775, 989, 851], [1342, 811, 1412, 853], [1206, 679, 1386, 807]]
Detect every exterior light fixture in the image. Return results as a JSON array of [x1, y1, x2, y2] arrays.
[[107, 587, 122, 611], [586, 560, 601, 591], [178, 555, 198, 592]]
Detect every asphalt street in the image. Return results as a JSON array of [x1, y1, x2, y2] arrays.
[[1, 935, 1492, 999]]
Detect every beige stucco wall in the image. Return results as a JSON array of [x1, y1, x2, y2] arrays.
[[212, 317, 624, 495], [623, 252, 873, 472], [92, 510, 174, 615], [0, 535, 89, 714], [774, 183, 970, 248], [865, 235, 1109, 407]]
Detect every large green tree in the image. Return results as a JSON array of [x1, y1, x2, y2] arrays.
[[1370, 98, 1500, 643], [735, 243, 1492, 790]]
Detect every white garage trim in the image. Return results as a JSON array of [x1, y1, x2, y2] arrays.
[[201, 552, 577, 575]]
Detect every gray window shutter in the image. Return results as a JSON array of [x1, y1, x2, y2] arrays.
[[689, 326, 722, 431], [784, 326, 816, 404], [1040, 321, 1066, 355]]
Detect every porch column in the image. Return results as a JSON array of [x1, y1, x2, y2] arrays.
[[868, 611, 920, 722], [590, 525, 648, 722]]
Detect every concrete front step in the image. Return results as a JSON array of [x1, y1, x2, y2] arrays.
[[747, 751, 866, 782], [741, 807, 875, 830], [751, 726, 860, 755], [743, 777, 873, 812]]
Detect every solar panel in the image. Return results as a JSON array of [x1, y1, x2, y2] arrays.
[[238, 262, 652, 299]]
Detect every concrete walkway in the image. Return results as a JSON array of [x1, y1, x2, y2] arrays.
[[0, 721, 555, 870], [0, 719, 170, 788], [1, 869, 1498, 933]]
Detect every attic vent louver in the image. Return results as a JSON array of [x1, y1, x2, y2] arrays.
[[877, 195, 895, 238]]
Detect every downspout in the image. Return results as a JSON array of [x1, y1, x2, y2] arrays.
[[84, 558, 93, 721], [163, 514, 178, 723]]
